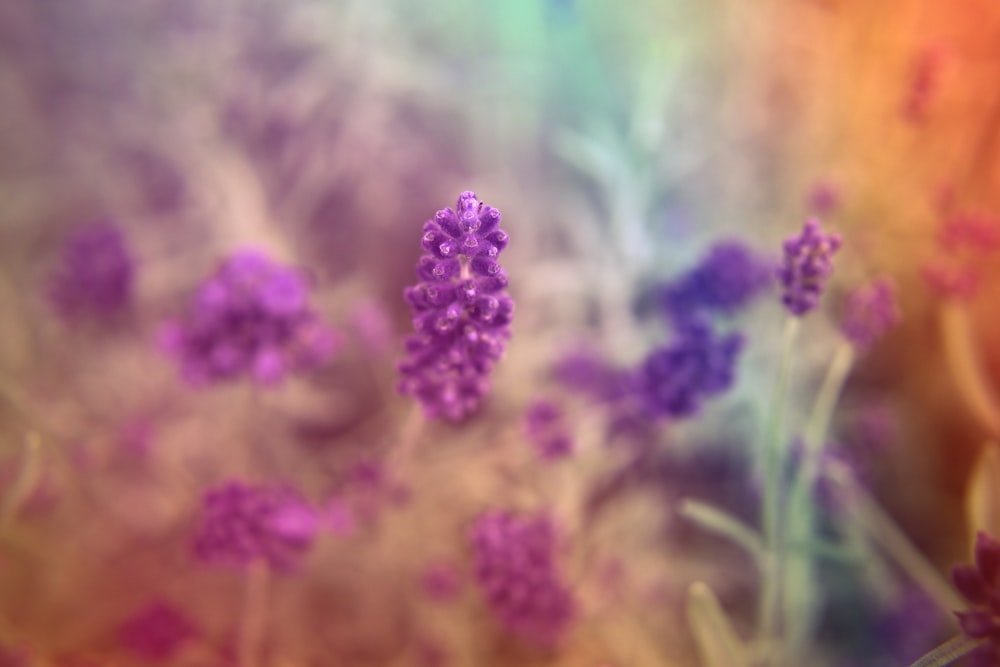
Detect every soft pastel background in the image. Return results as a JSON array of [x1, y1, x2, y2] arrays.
[[1, 0, 1000, 665]]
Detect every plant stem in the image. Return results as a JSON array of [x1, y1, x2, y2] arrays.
[[940, 301, 1000, 437], [908, 634, 985, 667], [758, 316, 801, 648], [678, 499, 765, 565], [0, 432, 42, 530], [239, 559, 270, 667]]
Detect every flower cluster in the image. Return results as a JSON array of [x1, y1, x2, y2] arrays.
[[160, 249, 337, 386], [469, 510, 575, 645], [636, 320, 744, 419], [840, 278, 901, 349], [778, 218, 842, 316], [523, 399, 574, 460], [48, 222, 134, 321], [398, 192, 513, 421], [117, 601, 196, 661], [951, 531, 1000, 667], [193, 481, 319, 571], [658, 240, 773, 320]]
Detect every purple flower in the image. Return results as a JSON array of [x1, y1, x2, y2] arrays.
[[778, 218, 842, 316], [118, 601, 196, 661], [47, 222, 134, 320], [523, 399, 574, 460], [398, 192, 513, 421], [807, 182, 840, 216], [469, 510, 575, 645], [951, 532, 1000, 666], [551, 349, 633, 405], [636, 320, 744, 419], [193, 481, 318, 571], [659, 241, 773, 319], [160, 249, 337, 386], [840, 278, 901, 348]]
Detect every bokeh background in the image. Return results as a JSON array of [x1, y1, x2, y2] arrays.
[[1, 0, 1000, 665]]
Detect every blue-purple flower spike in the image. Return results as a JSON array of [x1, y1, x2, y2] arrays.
[[779, 218, 842, 317], [660, 240, 773, 319], [398, 192, 513, 421]]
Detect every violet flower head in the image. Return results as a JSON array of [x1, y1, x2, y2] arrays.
[[636, 320, 744, 419], [840, 278, 901, 349], [160, 249, 337, 386], [660, 240, 773, 319], [470, 510, 575, 646], [779, 218, 842, 316], [523, 399, 574, 460], [193, 481, 319, 571], [398, 192, 513, 421], [951, 532, 1000, 667], [118, 601, 196, 662], [48, 222, 134, 320]]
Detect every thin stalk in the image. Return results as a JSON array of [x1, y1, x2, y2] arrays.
[[941, 301, 1000, 437], [758, 316, 801, 644], [238, 559, 270, 667], [908, 634, 985, 667], [687, 581, 751, 667], [677, 499, 765, 565], [827, 464, 964, 612], [0, 432, 42, 530]]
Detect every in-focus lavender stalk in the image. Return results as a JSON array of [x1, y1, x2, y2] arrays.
[[948, 532, 1000, 666], [779, 218, 842, 317], [398, 192, 513, 421], [47, 222, 134, 321], [193, 481, 319, 571], [160, 249, 337, 386], [469, 510, 575, 646]]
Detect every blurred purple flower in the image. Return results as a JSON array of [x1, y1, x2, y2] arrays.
[[118, 601, 196, 661], [421, 562, 463, 602], [807, 182, 841, 216], [523, 399, 574, 460], [470, 511, 575, 646], [551, 349, 633, 405], [48, 222, 134, 320], [636, 320, 744, 419], [779, 218, 842, 316], [160, 249, 337, 386], [840, 279, 901, 349], [398, 192, 513, 421], [658, 241, 773, 319], [951, 532, 1000, 666], [193, 481, 318, 571]]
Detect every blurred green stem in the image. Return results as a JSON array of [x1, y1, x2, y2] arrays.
[[908, 635, 984, 667], [758, 316, 800, 651]]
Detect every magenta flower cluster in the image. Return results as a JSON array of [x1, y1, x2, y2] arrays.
[[398, 192, 513, 421], [523, 399, 574, 460], [840, 278, 901, 349], [193, 481, 319, 571], [469, 510, 575, 645], [779, 218, 842, 316], [48, 222, 134, 321], [951, 531, 1000, 667], [160, 249, 337, 386]]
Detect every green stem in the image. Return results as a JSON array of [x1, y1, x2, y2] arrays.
[[678, 499, 765, 565], [908, 634, 985, 667], [826, 463, 965, 612], [687, 581, 751, 667], [758, 316, 801, 646]]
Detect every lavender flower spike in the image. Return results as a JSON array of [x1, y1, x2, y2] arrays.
[[160, 249, 338, 386], [840, 278, 901, 349], [470, 510, 575, 645], [193, 481, 319, 571], [398, 192, 513, 421], [48, 222, 134, 320], [779, 218, 842, 316]]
